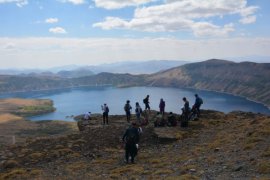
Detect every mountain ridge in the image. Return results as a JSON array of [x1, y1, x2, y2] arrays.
[[0, 59, 269, 108], [146, 59, 270, 107]]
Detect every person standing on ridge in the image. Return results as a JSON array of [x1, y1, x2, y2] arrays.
[[181, 97, 190, 127], [143, 95, 150, 111], [135, 102, 142, 124], [193, 94, 203, 117], [101, 103, 109, 125], [159, 98, 165, 115], [122, 122, 140, 164], [124, 100, 132, 123]]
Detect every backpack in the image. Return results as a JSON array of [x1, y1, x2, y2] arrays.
[[124, 104, 130, 112], [105, 106, 109, 113], [143, 98, 147, 104], [126, 130, 137, 144], [135, 107, 142, 114], [199, 98, 203, 105]]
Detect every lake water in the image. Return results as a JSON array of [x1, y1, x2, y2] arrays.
[[0, 86, 269, 121]]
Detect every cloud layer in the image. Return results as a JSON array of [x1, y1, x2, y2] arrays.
[[0, 0, 28, 7], [93, 0, 258, 37], [49, 27, 67, 34], [0, 37, 269, 68], [93, 0, 156, 9], [45, 18, 59, 24]]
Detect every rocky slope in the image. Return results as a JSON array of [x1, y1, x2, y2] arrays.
[[0, 111, 269, 179], [147, 59, 270, 107]]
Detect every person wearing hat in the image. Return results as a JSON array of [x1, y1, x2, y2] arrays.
[[122, 121, 140, 163]]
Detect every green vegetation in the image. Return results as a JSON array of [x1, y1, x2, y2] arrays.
[[18, 105, 55, 116]]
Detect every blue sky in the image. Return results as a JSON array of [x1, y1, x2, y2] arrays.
[[0, 0, 270, 69]]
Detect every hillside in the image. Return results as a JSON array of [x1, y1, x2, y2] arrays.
[[147, 59, 270, 107], [0, 59, 269, 108], [0, 73, 145, 93], [0, 111, 269, 179]]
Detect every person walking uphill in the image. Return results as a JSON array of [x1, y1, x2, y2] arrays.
[[122, 122, 140, 164], [159, 98, 165, 115], [101, 103, 109, 125], [143, 95, 150, 111], [124, 100, 132, 122]]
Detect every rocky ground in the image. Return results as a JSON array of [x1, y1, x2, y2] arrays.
[[0, 110, 269, 179]]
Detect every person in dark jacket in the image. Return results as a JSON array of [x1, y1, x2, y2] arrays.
[[159, 98, 165, 115], [167, 112, 177, 127], [181, 97, 190, 127], [124, 100, 132, 122], [143, 95, 150, 111], [101, 104, 109, 125], [194, 94, 203, 117], [122, 122, 140, 163]]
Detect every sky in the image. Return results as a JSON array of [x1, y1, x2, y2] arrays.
[[0, 0, 270, 69]]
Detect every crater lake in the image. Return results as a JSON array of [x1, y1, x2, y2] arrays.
[[0, 86, 269, 121]]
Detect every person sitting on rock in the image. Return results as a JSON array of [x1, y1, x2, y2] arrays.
[[154, 112, 166, 127], [84, 111, 91, 120], [122, 122, 140, 164], [167, 112, 177, 127], [140, 111, 149, 126]]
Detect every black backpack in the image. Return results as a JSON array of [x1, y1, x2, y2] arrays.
[[143, 98, 147, 104], [126, 129, 137, 144]]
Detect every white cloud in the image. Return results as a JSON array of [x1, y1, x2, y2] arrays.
[[45, 18, 59, 24], [0, 37, 270, 68], [0, 0, 28, 7], [58, 0, 85, 5], [239, 15, 256, 24], [49, 27, 67, 34], [93, 0, 258, 37], [192, 23, 234, 37], [93, 0, 156, 9]]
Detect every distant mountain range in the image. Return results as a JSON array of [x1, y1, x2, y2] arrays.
[[0, 59, 269, 107], [0, 60, 188, 77]]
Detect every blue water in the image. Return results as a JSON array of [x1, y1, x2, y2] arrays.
[[0, 86, 269, 121]]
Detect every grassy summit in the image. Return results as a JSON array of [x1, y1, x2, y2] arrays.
[[0, 110, 269, 179]]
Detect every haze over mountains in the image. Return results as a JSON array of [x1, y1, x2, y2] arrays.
[[0, 60, 188, 77], [0, 59, 269, 108]]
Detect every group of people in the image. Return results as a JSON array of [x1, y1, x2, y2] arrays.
[[82, 94, 203, 164], [83, 94, 203, 127]]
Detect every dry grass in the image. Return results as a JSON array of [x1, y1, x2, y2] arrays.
[[110, 164, 144, 175], [179, 164, 197, 174], [0, 168, 43, 179], [257, 162, 270, 174], [2, 160, 20, 169], [153, 169, 174, 175], [0, 113, 22, 124], [65, 162, 88, 172]]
